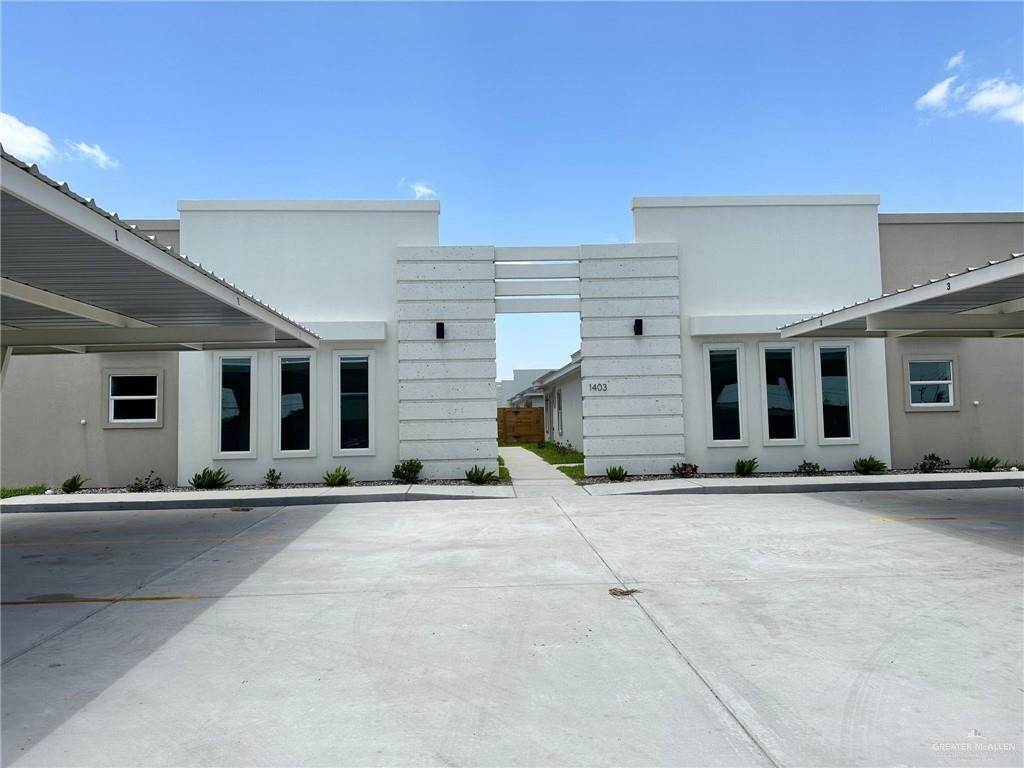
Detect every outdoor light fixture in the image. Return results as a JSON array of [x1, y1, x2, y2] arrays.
[[436, 321, 445, 339], [633, 318, 643, 336]]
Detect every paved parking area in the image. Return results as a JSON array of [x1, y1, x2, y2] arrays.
[[2, 489, 1021, 767]]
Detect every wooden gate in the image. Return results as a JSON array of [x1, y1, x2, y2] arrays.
[[497, 407, 545, 444]]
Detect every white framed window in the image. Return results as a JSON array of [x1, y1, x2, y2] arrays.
[[104, 369, 162, 428], [273, 351, 316, 458], [332, 350, 375, 456], [557, 388, 563, 436], [904, 355, 958, 412], [813, 342, 858, 444], [759, 343, 802, 445], [214, 352, 257, 458], [703, 343, 747, 446]]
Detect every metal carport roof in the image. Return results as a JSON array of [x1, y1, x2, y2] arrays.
[[0, 147, 318, 361], [780, 253, 1024, 339]]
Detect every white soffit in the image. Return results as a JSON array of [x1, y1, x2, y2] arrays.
[[780, 253, 1024, 339], [0, 147, 319, 353]]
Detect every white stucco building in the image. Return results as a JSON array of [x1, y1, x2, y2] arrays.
[[3, 187, 1021, 486]]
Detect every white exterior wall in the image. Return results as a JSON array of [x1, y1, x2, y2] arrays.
[[579, 243, 685, 475], [396, 246, 498, 479], [176, 201, 438, 483], [634, 196, 891, 472]]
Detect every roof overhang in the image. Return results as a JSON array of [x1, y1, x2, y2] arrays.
[[780, 254, 1024, 339], [1, 150, 319, 355]]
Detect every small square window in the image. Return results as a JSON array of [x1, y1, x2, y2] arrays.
[[907, 358, 956, 409], [104, 369, 162, 428]]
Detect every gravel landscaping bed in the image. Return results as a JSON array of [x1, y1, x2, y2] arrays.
[[32, 478, 512, 496], [576, 467, 1013, 485]]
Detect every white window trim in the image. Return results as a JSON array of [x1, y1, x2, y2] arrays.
[[758, 342, 803, 446], [813, 341, 859, 445], [213, 352, 258, 459], [903, 354, 960, 413], [272, 350, 317, 458], [332, 349, 375, 457], [103, 368, 163, 429], [557, 388, 563, 436], [703, 343, 748, 447]]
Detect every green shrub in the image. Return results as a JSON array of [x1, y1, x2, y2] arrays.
[[126, 470, 164, 492], [392, 459, 423, 484], [498, 465, 510, 481], [189, 467, 232, 490], [263, 468, 282, 488], [1, 485, 47, 499], [465, 465, 497, 484], [795, 460, 825, 476], [61, 473, 88, 493], [670, 462, 699, 478], [323, 467, 353, 486], [605, 466, 628, 482], [968, 455, 1002, 472], [735, 458, 759, 477], [853, 456, 887, 475], [496, 455, 505, 467], [913, 453, 950, 474], [536, 440, 546, 449]]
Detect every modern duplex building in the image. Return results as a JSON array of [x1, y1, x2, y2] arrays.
[[2, 186, 1021, 486]]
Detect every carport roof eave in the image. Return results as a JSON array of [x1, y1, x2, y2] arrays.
[[780, 253, 1024, 338], [0, 149, 319, 349]]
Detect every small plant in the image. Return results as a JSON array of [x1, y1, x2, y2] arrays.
[[189, 467, 232, 490], [968, 455, 1002, 472], [795, 460, 825, 476], [61, 473, 88, 493], [497, 455, 505, 467], [126, 470, 164, 492], [263, 468, 282, 488], [735, 458, 759, 477], [853, 456, 887, 475], [670, 462, 699, 478], [913, 453, 950, 474], [392, 458, 423, 484], [465, 465, 497, 484], [605, 466, 629, 482], [536, 440, 546, 449], [323, 467, 353, 486]]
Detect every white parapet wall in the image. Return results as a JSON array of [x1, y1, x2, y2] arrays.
[[396, 246, 499, 478], [580, 243, 684, 476]]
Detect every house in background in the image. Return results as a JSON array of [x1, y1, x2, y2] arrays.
[[497, 368, 550, 408], [535, 351, 583, 451], [2, 163, 1020, 486]]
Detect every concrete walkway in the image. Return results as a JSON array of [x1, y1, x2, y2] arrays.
[[499, 446, 586, 498]]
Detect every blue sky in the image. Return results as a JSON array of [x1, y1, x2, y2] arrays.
[[2, 2, 1022, 379]]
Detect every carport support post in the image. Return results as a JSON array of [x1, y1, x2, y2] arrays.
[[0, 346, 11, 388]]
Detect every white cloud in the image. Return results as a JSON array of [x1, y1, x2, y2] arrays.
[[966, 77, 1024, 123], [916, 76, 958, 112], [410, 182, 436, 199], [68, 140, 119, 168], [0, 112, 56, 163], [915, 54, 1024, 125], [398, 178, 437, 199]]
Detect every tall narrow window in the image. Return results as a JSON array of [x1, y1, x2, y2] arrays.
[[220, 357, 252, 453], [338, 356, 369, 449], [279, 356, 311, 452], [708, 349, 741, 441], [557, 389, 563, 436], [763, 348, 797, 440], [819, 347, 852, 439]]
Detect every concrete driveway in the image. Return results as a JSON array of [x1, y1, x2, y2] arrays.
[[2, 489, 1021, 767]]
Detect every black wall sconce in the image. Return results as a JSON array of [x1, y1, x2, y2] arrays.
[[633, 318, 643, 336], [436, 321, 445, 339]]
